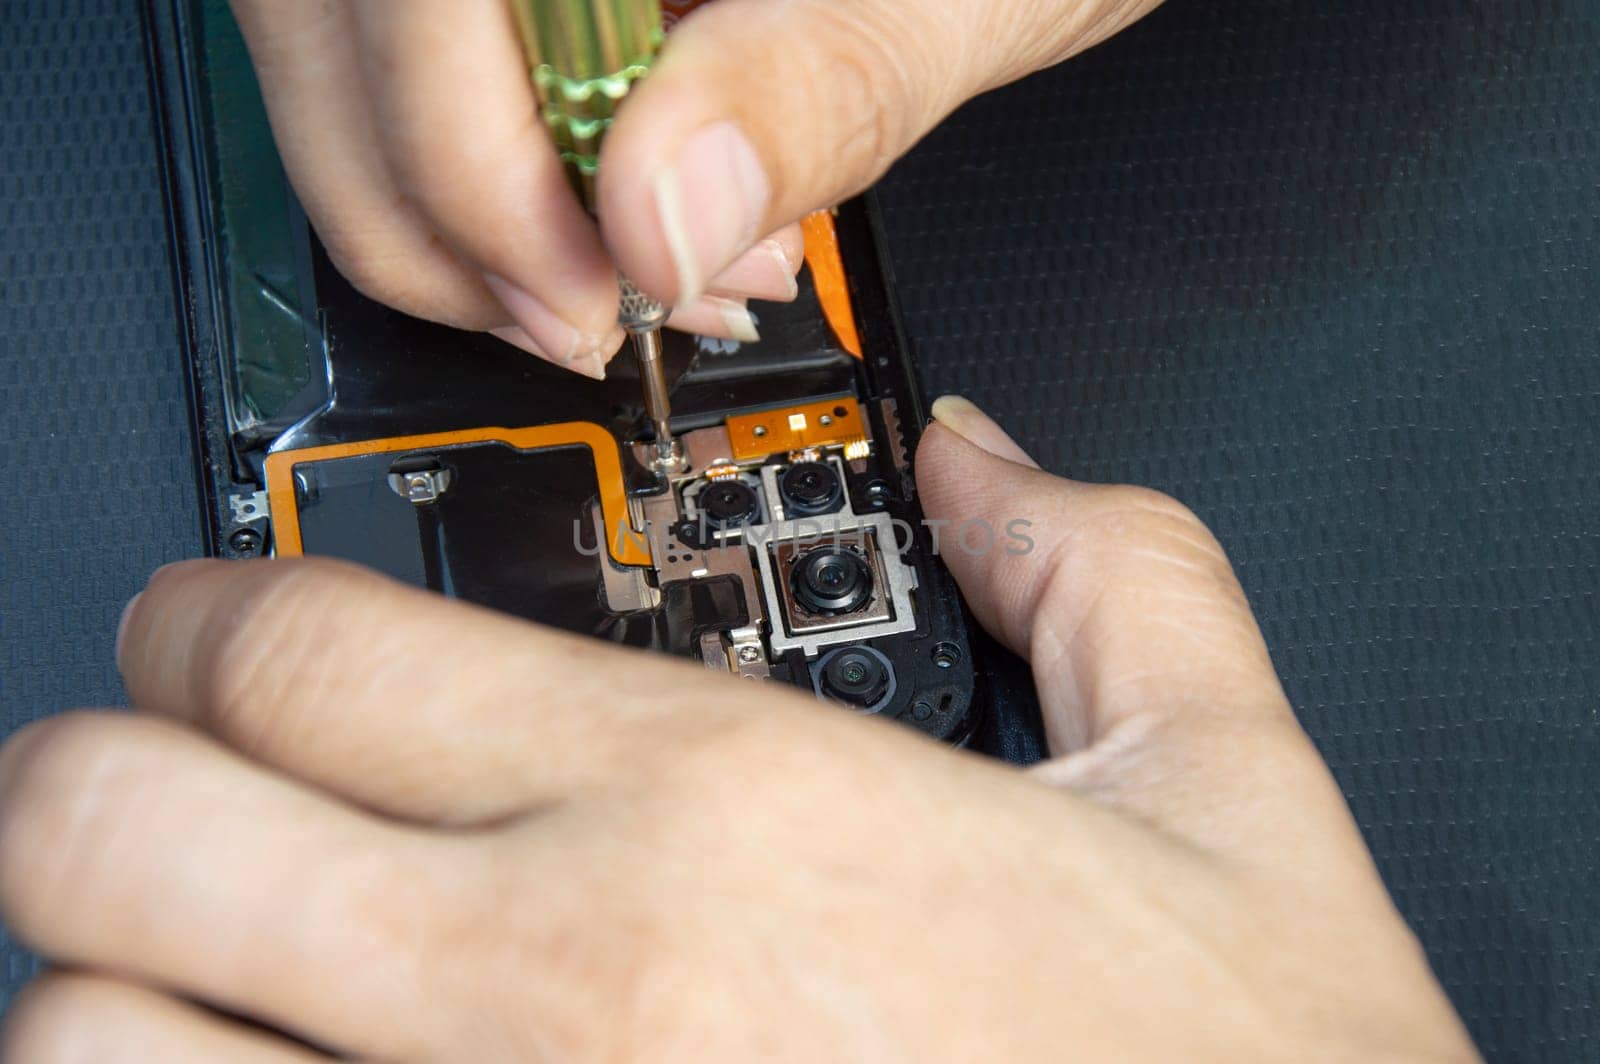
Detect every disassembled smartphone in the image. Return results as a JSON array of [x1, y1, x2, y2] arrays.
[[144, 0, 978, 742]]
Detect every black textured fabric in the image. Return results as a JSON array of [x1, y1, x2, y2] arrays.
[[879, 1, 1600, 1059], [1, 0, 1597, 1059], [0, 0, 204, 999]]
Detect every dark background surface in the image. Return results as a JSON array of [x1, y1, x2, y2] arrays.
[[3, 0, 1597, 1059]]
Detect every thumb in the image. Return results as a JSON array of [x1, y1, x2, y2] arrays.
[[598, 0, 1164, 304], [916, 396, 1374, 874]]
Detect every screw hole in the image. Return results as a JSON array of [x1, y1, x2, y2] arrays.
[[834, 405, 849, 419], [932, 642, 961, 669]]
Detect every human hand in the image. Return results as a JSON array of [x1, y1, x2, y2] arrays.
[[228, 0, 1165, 378], [0, 398, 1477, 1061]]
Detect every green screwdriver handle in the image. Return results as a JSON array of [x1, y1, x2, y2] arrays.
[[508, 0, 665, 214]]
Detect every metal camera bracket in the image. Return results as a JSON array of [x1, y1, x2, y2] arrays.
[[753, 512, 919, 657]]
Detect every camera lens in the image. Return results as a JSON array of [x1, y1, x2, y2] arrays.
[[820, 649, 891, 708], [779, 461, 843, 517], [699, 480, 761, 529], [790, 546, 873, 615]]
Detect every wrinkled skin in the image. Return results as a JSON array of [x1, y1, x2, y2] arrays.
[[0, 399, 1478, 1061]]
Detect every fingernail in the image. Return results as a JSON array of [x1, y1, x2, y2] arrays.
[[653, 121, 770, 304], [483, 275, 616, 380], [488, 324, 613, 380], [668, 295, 761, 343], [710, 296, 760, 343], [929, 395, 1039, 469], [706, 240, 799, 302], [115, 592, 141, 665]]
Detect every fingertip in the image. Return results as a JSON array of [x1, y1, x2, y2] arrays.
[[116, 557, 271, 703], [928, 395, 1040, 469], [488, 324, 621, 381], [915, 404, 1049, 527], [483, 275, 621, 379], [116, 559, 222, 673]]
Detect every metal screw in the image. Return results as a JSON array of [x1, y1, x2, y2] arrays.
[[737, 645, 762, 664], [228, 528, 262, 555]]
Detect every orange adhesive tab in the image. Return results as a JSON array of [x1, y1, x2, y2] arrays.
[[262, 422, 650, 568], [726, 397, 866, 462], [801, 210, 863, 358]]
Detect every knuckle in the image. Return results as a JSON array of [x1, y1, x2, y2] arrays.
[[195, 559, 365, 749], [1094, 484, 1202, 529], [754, 7, 933, 200], [378, 117, 547, 259], [1082, 485, 1232, 570], [389, 145, 488, 225], [813, 51, 896, 182], [644, 706, 862, 822], [1025, 483, 1240, 641], [311, 843, 457, 1026], [798, 25, 919, 187], [635, 702, 786, 792], [2, 974, 110, 1064], [326, 236, 416, 309], [320, 223, 498, 329]]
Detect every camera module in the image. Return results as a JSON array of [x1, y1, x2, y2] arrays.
[[778, 461, 844, 517], [817, 647, 894, 710], [790, 545, 874, 616], [698, 479, 762, 529]]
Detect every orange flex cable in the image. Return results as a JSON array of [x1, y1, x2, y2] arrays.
[[262, 423, 651, 568]]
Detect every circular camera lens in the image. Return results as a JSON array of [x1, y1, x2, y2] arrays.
[[790, 546, 873, 615], [779, 461, 843, 516], [699, 480, 761, 529], [820, 649, 891, 708]]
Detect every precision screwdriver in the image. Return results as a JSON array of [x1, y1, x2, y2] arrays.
[[508, 0, 683, 469]]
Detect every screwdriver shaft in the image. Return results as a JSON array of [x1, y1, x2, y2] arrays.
[[632, 328, 673, 446], [616, 274, 679, 464]]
